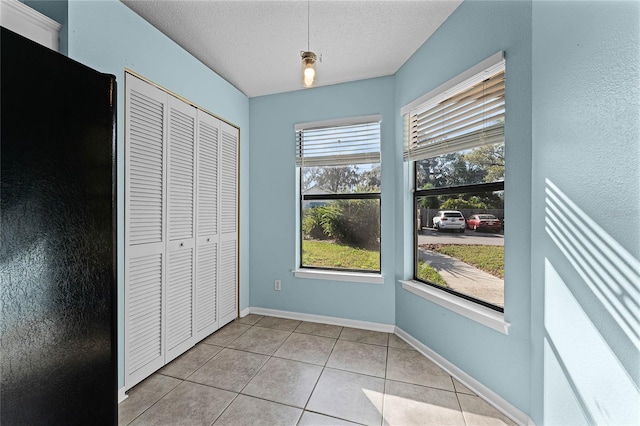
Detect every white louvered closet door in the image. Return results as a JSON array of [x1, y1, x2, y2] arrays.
[[124, 75, 167, 389], [194, 111, 220, 340], [165, 96, 197, 363], [219, 122, 239, 325], [125, 73, 239, 390]]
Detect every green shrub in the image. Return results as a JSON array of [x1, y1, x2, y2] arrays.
[[440, 197, 486, 210], [302, 204, 341, 240], [302, 199, 380, 248], [332, 199, 380, 247]]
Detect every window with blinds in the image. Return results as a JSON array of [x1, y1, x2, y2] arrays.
[[403, 52, 505, 161], [296, 116, 381, 168], [404, 52, 506, 312], [295, 115, 382, 273]]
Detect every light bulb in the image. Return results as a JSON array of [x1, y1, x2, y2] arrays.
[[303, 66, 315, 87], [301, 51, 317, 87]]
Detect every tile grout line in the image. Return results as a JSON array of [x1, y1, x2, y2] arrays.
[[300, 327, 390, 425], [230, 318, 314, 423], [455, 391, 470, 426], [196, 322, 255, 426], [296, 322, 342, 424], [448, 372, 469, 425], [208, 320, 277, 426], [300, 329, 339, 412], [380, 343, 390, 426], [200, 319, 265, 426], [126, 316, 488, 426], [124, 377, 183, 426]]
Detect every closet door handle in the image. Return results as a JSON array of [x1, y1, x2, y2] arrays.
[[180, 242, 184, 247]]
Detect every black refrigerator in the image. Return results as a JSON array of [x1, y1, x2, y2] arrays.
[[1, 27, 117, 424]]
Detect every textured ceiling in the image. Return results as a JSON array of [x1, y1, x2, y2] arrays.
[[121, 0, 462, 97]]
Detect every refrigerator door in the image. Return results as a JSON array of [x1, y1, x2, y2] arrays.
[[1, 27, 117, 425]]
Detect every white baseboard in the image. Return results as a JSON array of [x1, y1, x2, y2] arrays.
[[394, 327, 534, 426], [248, 307, 395, 333], [118, 387, 128, 404], [240, 306, 251, 318]]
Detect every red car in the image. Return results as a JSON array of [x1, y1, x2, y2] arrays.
[[466, 214, 502, 232]]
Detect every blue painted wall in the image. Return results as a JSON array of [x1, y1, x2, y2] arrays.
[[531, 1, 640, 424], [26, 0, 251, 389], [248, 77, 396, 325], [394, 0, 533, 414]]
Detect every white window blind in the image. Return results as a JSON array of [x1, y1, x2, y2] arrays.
[[403, 53, 505, 161], [296, 115, 381, 167]]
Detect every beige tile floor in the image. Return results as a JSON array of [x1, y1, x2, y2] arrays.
[[119, 315, 517, 426]]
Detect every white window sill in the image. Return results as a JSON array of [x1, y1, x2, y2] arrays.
[[399, 280, 510, 335], [294, 268, 384, 284]]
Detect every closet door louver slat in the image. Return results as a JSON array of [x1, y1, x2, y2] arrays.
[[198, 120, 219, 237], [124, 76, 168, 389], [220, 127, 237, 235], [219, 122, 238, 326], [165, 98, 197, 362], [168, 105, 195, 242], [127, 253, 162, 375], [128, 90, 164, 245], [166, 248, 194, 352], [195, 112, 220, 339], [196, 242, 217, 334], [219, 240, 237, 324]]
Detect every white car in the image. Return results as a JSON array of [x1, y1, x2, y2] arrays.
[[432, 210, 466, 232]]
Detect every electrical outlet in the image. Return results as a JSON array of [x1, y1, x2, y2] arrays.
[[274, 280, 281, 291]]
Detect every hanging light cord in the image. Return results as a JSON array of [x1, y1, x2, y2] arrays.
[[307, 0, 310, 51]]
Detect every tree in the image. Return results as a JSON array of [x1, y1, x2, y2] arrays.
[[447, 155, 486, 186], [416, 156, 454, 188], [464, 143, 505, 183], [359, 165, 381, 191], [415, 143, 505, 189], [303, 166, 359, 193], [440, 197, 487, 210], [418, 183, 439, 208]]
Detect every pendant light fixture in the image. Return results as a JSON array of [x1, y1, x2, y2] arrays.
[[301, 0, 317, 87]]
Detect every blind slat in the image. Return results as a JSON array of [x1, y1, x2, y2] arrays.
[[413, 85, 505, 130], [404, 58, 505, 162], [404, 124, 504, 161], [414, 100, 504, 135], [296, 119, 381, 167], [413, 76, 505, 123]]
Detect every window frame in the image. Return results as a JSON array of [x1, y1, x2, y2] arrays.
[[299, 177, 381, 274], [412, 165, 505, 312], [403, 52, 506, 313], [296, 115, 382, 274]]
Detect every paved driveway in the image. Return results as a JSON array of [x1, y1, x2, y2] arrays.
[[417, 228, 504, 246]]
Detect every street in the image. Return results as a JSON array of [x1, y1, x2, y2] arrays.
[[417, 228, 504, 246]]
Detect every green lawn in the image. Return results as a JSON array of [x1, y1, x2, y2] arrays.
[[302, 240, 502, 281], [416, 261, 447, 286], [432, 245, 504, 278], [302, 240, 380, 271]]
